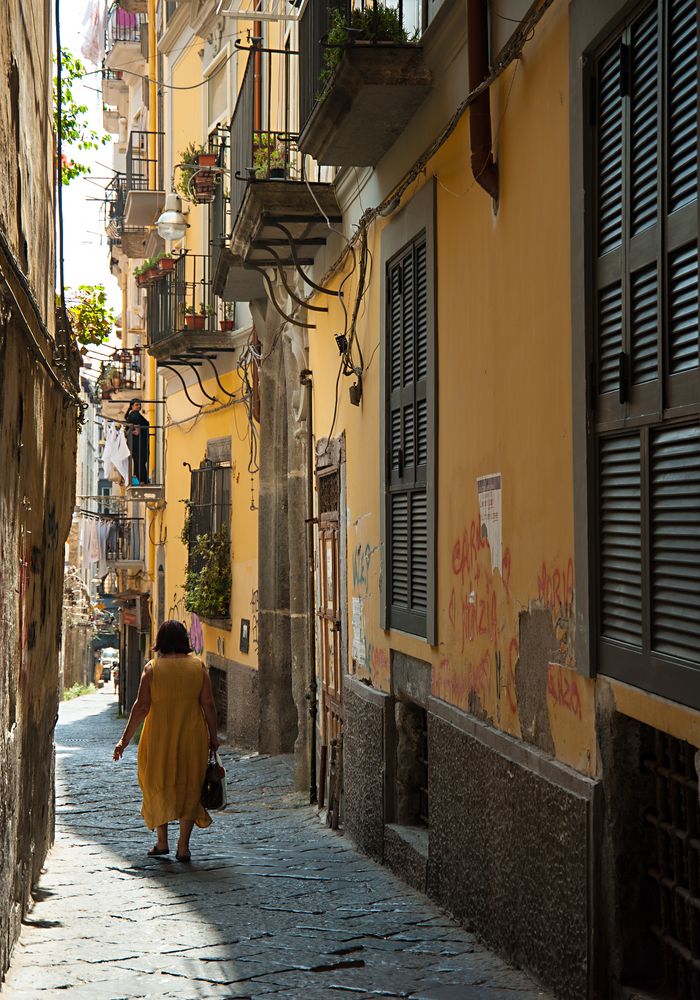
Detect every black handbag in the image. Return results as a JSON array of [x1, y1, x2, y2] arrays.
[[201, 751, 227, 810]]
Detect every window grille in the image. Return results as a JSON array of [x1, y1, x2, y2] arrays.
[[187, 462, 232, 573]]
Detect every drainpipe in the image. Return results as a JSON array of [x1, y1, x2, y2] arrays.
[[466, 0, 498, 202], [301, 368, 318, 805]]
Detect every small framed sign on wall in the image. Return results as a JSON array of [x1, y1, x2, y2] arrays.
[[239, 618, 250, 654]]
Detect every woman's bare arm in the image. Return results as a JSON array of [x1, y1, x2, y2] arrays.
[[199, 667, 220, 751], [113, 665, 152, 760]]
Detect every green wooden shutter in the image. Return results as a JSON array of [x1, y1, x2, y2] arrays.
[[594, 0, 700, 705], [387, 238, 429, 637]]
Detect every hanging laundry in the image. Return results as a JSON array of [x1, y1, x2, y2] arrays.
[[80, 0, 106, 67], [113, 427, 132, 485]]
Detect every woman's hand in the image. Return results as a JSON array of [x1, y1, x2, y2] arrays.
[[209, 734, 220, 752], [113, 740, 126, 761]]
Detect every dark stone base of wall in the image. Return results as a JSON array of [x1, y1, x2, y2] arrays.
[[207, 653, 259, 751], [342, 675, 598, 1000]]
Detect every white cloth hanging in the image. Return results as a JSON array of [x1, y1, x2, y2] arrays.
[[113, 427, 132, 485]]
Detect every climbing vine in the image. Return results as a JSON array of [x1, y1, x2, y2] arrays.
[[181, 514, 232, 620]]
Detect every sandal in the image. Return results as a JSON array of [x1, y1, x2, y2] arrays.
[[147, 845, 169, 857], [175, 851, 191, 863]]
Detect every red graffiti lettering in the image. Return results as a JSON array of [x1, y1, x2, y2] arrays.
[[547, 664, 582, 720], [502, 547, 511, 593], [449, 588, 456, 631], [537, 558, 574, 612]]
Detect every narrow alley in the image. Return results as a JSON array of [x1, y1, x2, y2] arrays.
[[2, 688, 549, 1000]]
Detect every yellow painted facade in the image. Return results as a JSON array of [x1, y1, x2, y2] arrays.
[[305, 0, 699, 781]]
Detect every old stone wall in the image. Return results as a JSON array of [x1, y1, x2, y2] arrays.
[[0, 1, 79, 979]]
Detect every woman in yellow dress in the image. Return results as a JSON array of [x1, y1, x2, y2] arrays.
[[113, 620, 219, 862]]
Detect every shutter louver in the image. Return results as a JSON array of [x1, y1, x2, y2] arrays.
[[651, 424, 700, 662], [668, 242, 699, 373], [410, 492, 428, 611], [416, 242, 428, 382], [598, 282, 623, 393], [631, 264, 659, 384], [668, 0, 698, 212], [390, 493, 409, 607], [598, 43, 624, 255], [390, 266, 402, 391], [402, 254, 415, 387], [386, 237, 430, 637], [599, 435, 643, 646], [630, 6, 659, 235]]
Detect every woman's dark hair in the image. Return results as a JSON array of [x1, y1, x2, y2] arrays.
[[153, 620, 191, 655], [124, 398, 141, 420]]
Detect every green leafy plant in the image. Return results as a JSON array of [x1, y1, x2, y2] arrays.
[[180, 516, 232, 619], [253, 133, 287, 179], [54, 49, 111, 185], [185, 303, 214, 316], [320, 5, 409, 89], [65, 285, 116, 346], [176, 141, 208, 199]]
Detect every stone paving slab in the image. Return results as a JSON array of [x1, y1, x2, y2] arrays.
[[1, 688, 551, 1000]]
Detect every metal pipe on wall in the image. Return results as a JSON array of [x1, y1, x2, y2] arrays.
[[301, 368, 318, 805], [466, 0, 499, 201]]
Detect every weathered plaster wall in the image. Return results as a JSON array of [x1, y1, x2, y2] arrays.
[[0, 5, 79, 976]]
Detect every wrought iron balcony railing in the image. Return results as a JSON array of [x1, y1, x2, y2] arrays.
[[127, 130, 164, 194], [298, 0, 430, 167], [105, 173, 127, 239], [146, 253, 215, 349], [105, 5, 144, 54], [230, 44, 322, 232], [107, 516, 145, 564]]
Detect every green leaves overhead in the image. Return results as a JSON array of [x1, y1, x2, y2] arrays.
[[54, 48, 111, 185]]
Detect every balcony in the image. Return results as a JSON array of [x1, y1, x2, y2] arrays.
[[102, 67, 128, 132], [104, 172, 149, 258], [298, 0, 431, 167], [107, 514, 145, 570], [209, 134, 265, 302], [146, 252, 238, 362], [124, 130, 166, 230], [104, 6, 146, 74], [97, 350, 146, 417], [227, 45, 341, 286]]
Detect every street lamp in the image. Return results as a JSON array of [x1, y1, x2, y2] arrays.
[[156, 192, 188, 242]]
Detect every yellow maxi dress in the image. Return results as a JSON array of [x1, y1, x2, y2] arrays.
[[137, 654, 212, 831]]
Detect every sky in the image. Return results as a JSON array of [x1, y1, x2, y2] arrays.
[[59, 2, 121, 319]]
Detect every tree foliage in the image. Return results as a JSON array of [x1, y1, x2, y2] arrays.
[[65, 285, 116, 346], [54, 49, 110, 185]]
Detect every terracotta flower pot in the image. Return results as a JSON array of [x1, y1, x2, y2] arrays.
[[197, 153, 217, 168], [185, 314, 206, 330], [158, 257, 175, 273], [220, 319, 234, 331]]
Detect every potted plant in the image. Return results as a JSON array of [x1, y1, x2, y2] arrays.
[[184, 303, 212, 330], [253, 133, 287, 179], [157, 252, 175, 274], [320, 5, 409, 90], [177, 142, 218, 204], [219, 301, 235, 331]]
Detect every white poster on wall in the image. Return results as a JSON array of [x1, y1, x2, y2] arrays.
[[351, 597, 365, 666], [477, 473, 502, 574]]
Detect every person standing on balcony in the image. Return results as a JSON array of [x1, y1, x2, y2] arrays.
[[112, 620, 220, 862], [124, 399, 150, 485]]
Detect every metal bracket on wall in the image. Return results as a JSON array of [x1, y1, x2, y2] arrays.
[[255, 243, 329, 312], [246, 264, 317, 330], [158, 364, 206, 409], [260, 217, 341, 298], [161, 360, 217, 402]]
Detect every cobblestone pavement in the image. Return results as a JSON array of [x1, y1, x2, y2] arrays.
[[2, 688, 551, 1000]]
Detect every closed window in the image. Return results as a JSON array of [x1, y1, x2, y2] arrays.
[[592, 0, 699, 704], [386, 235, 432, 638], [187, 461, 231, 573]]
